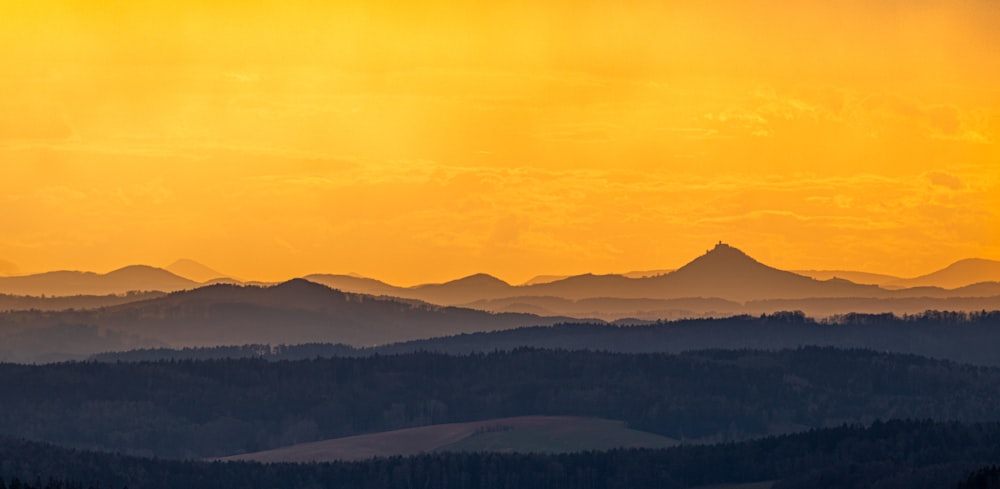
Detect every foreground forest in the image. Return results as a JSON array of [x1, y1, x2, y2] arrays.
[[2, 420, 1000, 489], [4, 347, 1000, 458]]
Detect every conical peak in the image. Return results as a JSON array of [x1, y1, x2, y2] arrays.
[[702, 241, 752, 260], [674, 242, 763, 274]]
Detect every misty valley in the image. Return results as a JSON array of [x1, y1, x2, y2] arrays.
[[1, 245, 999, 488]]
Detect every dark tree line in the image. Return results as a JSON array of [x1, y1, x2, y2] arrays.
[[2, 420, 1000, 489], [958, 466, 1000, 489], [89, 310, 1000, 366], [90, 342, 360, 363], [371, 309, 1000, 366], [3, 347, 1000, 457], [0, 478, 103, 489]]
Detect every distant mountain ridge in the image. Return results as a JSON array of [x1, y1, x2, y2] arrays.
[[886, 258, 1000, 289], [794, 259, 1000, 290], [0, 279, 569, 362], [304, 245, 1000, 305], [793, 269, 902, 286], [166, 259, 234, 283], [3, 245, 998, 320], [0, 265, 198, 296]]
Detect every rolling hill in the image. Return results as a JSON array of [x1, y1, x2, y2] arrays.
[[308, 244, 886, 305], [887, 258, 1000, 289], [307, 244, 1000, 306], [790, 269, 902, 286], [0, 291, 166, 312], [166, 259, 234, 283], [3, 243, 998, 322], [6, 348, 1000, 459], [0, 279, 568, 362], [0, 265, 198, 296], [370, 311, 1000, 367]]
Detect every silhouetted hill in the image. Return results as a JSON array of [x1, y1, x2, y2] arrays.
[[8, 245, 999, 320], [0, 280, 567, 362], [888, 258, 1000, 289], [461, 296, 743, 320], [103, 279, 566, 346], [0, 291, 165, 312], [305, 244, 881, 304], [510, 244, 882, 302], [201, 277, 246, 286], [520, 274, 570, 285], [0, 266, 198, 296], [410, 273, 515, 305], [529, 273, 644, 300], [793, 269, 902, 286], [953, 281, 1000, 296], [638, 243, 882, 302], [302, 273, 406, 297], [372, 311, 1000, 367], [166, 259, 232, 282], [265, 247, 1000, 319], [97, 310, 1000, 367]]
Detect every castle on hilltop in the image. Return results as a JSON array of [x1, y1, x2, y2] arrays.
[[709, 241, 732, 253]]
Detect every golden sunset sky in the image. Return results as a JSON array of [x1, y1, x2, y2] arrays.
[[1, 0, 998, 284]]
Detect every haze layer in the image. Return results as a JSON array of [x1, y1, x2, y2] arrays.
[[1, 1, 998, 283]]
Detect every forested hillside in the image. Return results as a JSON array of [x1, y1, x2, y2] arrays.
[[1, 420, 999, 489], [4, 347, 1000, 458], [958, 466, 1000, 489], [374, 310, 1000, 366], [93, 311, 1000, 367]]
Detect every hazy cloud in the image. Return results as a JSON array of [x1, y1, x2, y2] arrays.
[[927, 171, 966, 190], [860, 95, 993, 142], [0, 106, 74, 141], [0, 259, 18, 276]]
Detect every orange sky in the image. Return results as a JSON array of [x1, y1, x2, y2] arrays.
[[1, 0, 998, 284]]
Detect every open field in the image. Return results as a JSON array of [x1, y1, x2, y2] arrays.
[[219, 416, 678, 463], [438, 417, 678, 453]]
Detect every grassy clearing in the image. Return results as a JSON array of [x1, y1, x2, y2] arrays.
[[438, 417, 677, 453], [220, 416, 677, 463]]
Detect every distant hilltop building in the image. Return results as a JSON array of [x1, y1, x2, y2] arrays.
[[709, 241, 732, 253]]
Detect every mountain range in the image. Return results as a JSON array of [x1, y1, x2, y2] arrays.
[[0, 265, 198, 296], [165, 259, 234, 283], [1, 243, 998, 323], [302, 245, 894, 305], [0, 279, 570, 363], [795, 258, 1000, 289]]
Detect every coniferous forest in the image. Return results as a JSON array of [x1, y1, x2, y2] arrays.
[[2, 419, 1000, 489], [1, 340, 1000, 487], [3, 347, 1000, 458]]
